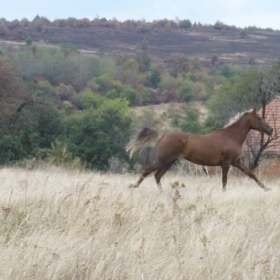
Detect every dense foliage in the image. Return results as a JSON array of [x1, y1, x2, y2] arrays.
[[0, 39, 279, 171]]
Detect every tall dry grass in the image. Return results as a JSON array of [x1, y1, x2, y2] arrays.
[[0, 167, 279, 279]]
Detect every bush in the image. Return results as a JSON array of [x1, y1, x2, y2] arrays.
[[218, 64, 245, 78], [25, 37, 33, 46], [159, 73, 184, 92], [66, 97, 132, 169], [145, 67, 161, 88], [178, 84, 195, 103], [180, 108, 201, 134], [74, 90, 104, 109]]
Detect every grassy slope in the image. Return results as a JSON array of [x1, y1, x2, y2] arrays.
[[0, 167, 279, 279], [131, 101, 208, 131]]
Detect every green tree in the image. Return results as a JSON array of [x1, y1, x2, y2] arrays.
[[121, 85, 141, 106], [0, 103, 63, 164], [0, 56, 65, 164], [180, 108, 201, 134], [205, 59, 280, 169], [192, 58, 201, 70], [87, 74, 117, 94], [206, 71, 261, 127], [0, 56, 30, 124], [37, 50, 78, 86], [0, 134, 27, 163], [245, 60, 280, 170], [179, 19, 192, 29], [88, 75, 142, 106], [135, 39, 151, 72], [178, 84, 195, 103], [60, 42, 79, 58], [70, 55, 101, 91], [12, 48, 39, 82], [145, 67, 161, 88], [74, 90, 104, 109], [218, 64, 245, 78], [66, 97, 132, 169], [25, 37, 33, 46]]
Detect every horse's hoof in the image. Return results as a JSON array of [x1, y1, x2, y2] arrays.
[[129, 184, 138, 188], [264, 187, 272, 192]]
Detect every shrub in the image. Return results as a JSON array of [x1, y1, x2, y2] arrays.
[[25, 37, 33, 46], [178, 84, 195, 103]]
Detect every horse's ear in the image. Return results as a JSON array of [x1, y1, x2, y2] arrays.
[[252, 107, 257, 114]]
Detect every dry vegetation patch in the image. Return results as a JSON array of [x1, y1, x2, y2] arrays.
[[131, 101, 208, 130], [0, 167, 279, 279]]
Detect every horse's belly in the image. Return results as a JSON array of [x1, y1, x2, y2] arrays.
[[187, 157, 220, 166], [184, 150, 221, 166]]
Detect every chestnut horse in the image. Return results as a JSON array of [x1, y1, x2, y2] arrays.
[[126, 108, 273, 191]]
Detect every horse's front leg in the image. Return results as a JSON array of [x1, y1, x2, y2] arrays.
[[233, 160, 271, 191], [221, 160, 231, 191]]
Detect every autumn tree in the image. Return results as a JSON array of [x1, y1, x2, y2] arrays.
[[0, 57, 28, 124], [0, 57, 63, 163], [168, 54, 190, 77]]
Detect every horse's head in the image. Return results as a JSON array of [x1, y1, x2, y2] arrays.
[[249, 108, 273, 135]]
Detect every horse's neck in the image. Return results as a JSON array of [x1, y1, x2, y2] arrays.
[[226, 119, 250, 145]]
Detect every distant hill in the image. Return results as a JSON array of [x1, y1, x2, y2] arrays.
[[0, 23, 280, 68]]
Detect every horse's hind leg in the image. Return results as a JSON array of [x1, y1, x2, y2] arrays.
[[154, 160, 176, 190], [234, 160, 271, 191], [221, 160, 231, 191], [129, 160, 163, 188]]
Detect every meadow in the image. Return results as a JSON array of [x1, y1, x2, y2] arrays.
[[0, 167, 279, 279]]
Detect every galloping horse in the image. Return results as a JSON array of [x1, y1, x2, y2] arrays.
[[126, 108, 273, 191]]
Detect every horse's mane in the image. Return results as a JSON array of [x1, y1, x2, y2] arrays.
[[224, 109, 253, 128]]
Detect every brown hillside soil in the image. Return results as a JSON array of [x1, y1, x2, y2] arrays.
[[1, 26, 280, 67]]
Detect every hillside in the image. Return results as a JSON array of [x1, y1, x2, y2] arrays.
[[1, 20, 280, 171], [132, 101, 208, 129], [1, 25, 280, 68]]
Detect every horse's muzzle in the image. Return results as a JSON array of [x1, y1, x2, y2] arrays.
[[266, 127, 273, 136]]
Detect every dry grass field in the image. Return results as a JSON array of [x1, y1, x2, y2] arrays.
[[0, 167, 279, 279]]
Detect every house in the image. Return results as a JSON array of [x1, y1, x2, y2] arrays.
[[243, 96, 280, 155], [242, 96, 280, 178]]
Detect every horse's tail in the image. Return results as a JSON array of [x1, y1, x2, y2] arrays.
[[125, 127, 164, 159]]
